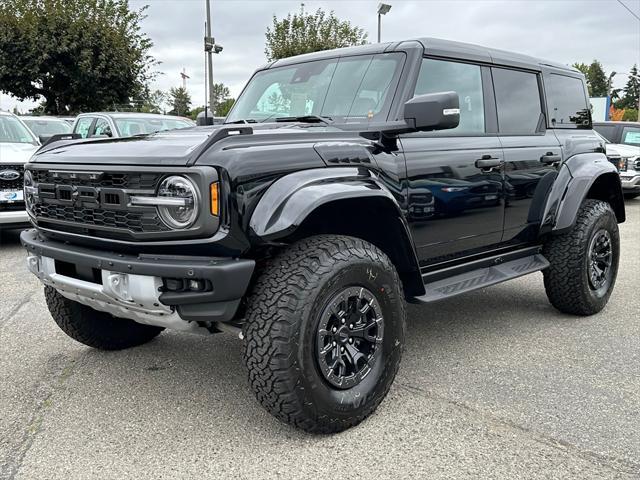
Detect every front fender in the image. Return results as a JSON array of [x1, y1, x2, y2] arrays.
[[249, 167, 400, 239], [541, 152, 624, 234]]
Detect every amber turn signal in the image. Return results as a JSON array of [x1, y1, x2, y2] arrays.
[[210, 182, 219, 216]]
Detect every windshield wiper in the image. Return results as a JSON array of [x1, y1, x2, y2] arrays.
[[274, 115, 333, 125]]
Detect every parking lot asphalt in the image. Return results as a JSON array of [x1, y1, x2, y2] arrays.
[[0, 199, 638, 480]]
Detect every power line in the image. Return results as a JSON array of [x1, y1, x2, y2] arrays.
[[616, 0, 640, 21]]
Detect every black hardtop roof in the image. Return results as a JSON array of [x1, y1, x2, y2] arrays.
[[269, 37, 579, 75]]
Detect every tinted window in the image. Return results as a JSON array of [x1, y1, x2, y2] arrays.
[[593, 124, 616, 142], [547, 74, 589, 127], [621, 126, 640, 146], [493, 68, 542, 134], [414, 58, 484, 134], [74, 117, 94, 138]]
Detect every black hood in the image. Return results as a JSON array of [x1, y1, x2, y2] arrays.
[[28, 123, 368, 168]]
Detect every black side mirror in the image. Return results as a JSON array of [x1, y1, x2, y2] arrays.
[[403, 91, 460, 132]]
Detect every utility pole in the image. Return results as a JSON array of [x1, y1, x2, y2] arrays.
[[203, 0, 223, 123], [180, 68, 190, 89], [205, 0, 214, 114]]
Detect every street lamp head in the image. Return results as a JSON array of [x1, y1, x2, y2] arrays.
[[377, 3, 392, 15]]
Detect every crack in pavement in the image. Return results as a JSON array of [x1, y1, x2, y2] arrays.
[[0, 352, 86, 480], [0, 290, 38, 333], [396, 382, 640, 477]]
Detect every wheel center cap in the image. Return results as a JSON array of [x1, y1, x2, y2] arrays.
[[337, 326, 350, 344]]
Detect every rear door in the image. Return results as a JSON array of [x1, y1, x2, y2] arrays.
[[400, 57, 505, 266], [492, 67, 561, 245]]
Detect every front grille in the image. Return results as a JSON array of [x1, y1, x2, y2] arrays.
[[0, 203, 25, 212], [28, 169, 171, 239], [32, 204, 168, 232], [0, 165, 25, 190], [31, 170, 162, 190]]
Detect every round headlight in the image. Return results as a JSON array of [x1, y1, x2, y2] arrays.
[[157, 176, 199, 229]]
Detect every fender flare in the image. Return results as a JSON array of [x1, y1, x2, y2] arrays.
[[250, 167, 402, 238], [541, 152, 624, 234]]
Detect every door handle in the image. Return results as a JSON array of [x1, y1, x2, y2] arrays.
[[540, 153, 562, 165], [475, 155, 503, 170]]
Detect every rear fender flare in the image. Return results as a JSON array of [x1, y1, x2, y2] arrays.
[[542, 152, 624, 234]]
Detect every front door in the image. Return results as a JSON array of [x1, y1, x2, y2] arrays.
[[400, 57, 505, 266]]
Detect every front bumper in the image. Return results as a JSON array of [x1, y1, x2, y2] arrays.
[[620, 173, 640, 191], [21, 229, 255, 331], [0, 209, 29, 228]]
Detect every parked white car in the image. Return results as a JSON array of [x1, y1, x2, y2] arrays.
[[0, 111, 39, 229], [594, 122, 640, 199], [71, 112, 194, 139]]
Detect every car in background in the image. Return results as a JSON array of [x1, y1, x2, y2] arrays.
[[0, 111, 39, 230], [71, 112, 195, 139], [20, 116, 73, 145], [593, 121, 640, 199]]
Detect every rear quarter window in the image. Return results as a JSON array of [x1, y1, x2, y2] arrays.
[[546, 74, 590, 128]]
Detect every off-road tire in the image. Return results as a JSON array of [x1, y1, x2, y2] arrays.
[[45, 286, 164, 350], [243, 235, 406, 433], [543, 199, 619, 315]]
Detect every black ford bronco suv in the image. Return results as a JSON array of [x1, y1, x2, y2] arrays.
[[22, 38, 625, 433]]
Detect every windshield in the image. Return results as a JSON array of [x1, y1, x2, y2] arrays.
[[621, 126, 640, 146], [226, 53, 405, 124], [0, 115, 38, 144], [114, 117, 193, 136], [22, 118, 72, 136]]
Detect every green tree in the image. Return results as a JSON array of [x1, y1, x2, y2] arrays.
[[211, 82, 230, 113], [138, 89, 167, 114], [265, 5, 367, 61], [616, 64, 639, 110], [573, 60, 613, 97], [587, 61, 608, 97], [0, 0, 157, 115], [217, 98, 235, 117], [168, 86, 191, 117]]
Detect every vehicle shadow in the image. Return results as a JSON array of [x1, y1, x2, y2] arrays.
[[0, 228, 25, 247], [76, 273, 575, 438]]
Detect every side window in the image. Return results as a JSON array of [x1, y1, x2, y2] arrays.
[[74, 117, 94, 138], [546, 74, 590, 127], [414, 58, 485, 134], [492, 68, 542, 134], [621, 126, 640, 146], [93, 118, 113, 137], [593, 124, 616, 142]]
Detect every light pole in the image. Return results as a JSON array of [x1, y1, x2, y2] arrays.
[[377, 3, 391, 43], [204, 0, 223, 122]]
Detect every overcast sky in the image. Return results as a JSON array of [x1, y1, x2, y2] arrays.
[[1, 0, 639, 112]]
